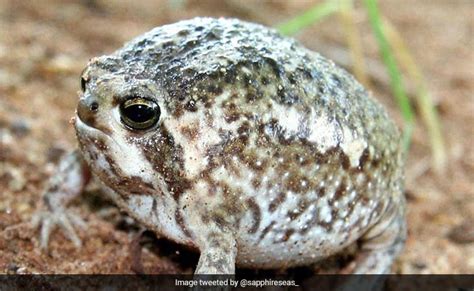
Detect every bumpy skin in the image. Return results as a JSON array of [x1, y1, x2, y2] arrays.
[[37, 18, 406, 274]]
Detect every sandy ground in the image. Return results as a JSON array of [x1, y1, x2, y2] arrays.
[[0, 0, 473, 274]]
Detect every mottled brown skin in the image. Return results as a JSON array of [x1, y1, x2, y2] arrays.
[[34, 18, 406, 274]]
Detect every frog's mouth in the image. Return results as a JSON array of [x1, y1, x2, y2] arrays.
[[75, 113, 102, 137], [74, 114, 127, 185], [74, 113, 121, 149]]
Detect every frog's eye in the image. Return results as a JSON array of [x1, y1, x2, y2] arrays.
[[119, 97, 160, 130], [81, 76, 87, 92]]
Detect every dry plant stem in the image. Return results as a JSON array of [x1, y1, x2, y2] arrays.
[[338, 0, 371, 89], [364, 0, 415, 151], [383, 19, 447, 174]]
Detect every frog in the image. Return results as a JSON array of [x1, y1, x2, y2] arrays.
[[32, 17, 406, 274]]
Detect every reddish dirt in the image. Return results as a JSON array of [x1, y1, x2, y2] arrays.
[[0, 0, 472, 274]]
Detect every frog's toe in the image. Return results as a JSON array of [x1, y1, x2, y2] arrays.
[[57, 212, 83, 247], [31, 209, 84, 249], [65, 211, 87, 230]]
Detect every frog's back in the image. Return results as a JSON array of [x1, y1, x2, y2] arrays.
[[114, 17, 400, 156]]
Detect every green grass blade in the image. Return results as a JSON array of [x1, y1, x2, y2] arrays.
[[277, 0, 339, 36], [364, 0, 415, 151]]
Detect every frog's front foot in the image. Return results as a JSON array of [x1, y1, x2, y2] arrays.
[[195, 232, 237, 274], [32, 150, 90, 250], [31, 206, 86, 249]]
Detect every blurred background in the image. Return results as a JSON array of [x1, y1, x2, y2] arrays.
[[0, 0, 472, 274]]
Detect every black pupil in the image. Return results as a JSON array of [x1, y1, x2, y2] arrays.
[[124, 103, 156, 123]]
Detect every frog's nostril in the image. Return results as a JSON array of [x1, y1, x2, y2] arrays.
[[77, 97, 98, 126], [90, 102, 99, 112]]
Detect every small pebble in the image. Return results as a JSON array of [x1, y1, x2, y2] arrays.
[[6, 263, 19, 274], [412, 260, 427, 270], [448, 221, 474, 244], [10, 119, 30, 137], [47, 146, 66, 163]]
